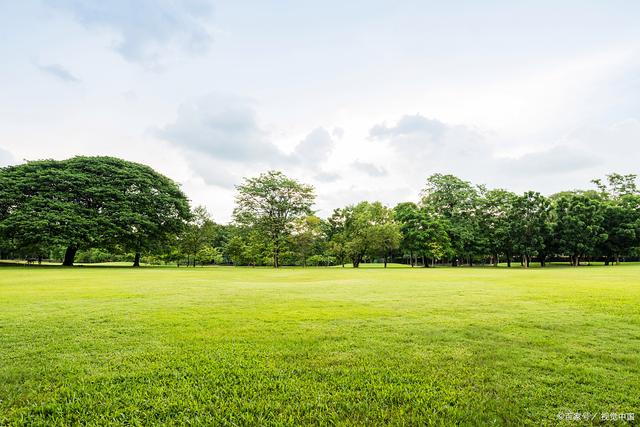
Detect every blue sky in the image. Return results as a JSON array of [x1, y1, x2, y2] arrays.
[[1, 1, 639, 221]]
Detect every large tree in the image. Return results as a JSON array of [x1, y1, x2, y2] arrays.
[[394, 202, 451, 267], [478, 189, 518, 267], [554, 192, 607, 266], [420, 174, 480, 266], [0, 156, 190, 266], [337, 201, 400, 268], [233, 170, 315, 268], [511, 192, 551, 267]]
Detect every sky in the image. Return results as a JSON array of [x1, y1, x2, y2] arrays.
[[1, 1, 639, 222]]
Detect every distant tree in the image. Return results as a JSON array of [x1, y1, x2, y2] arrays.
[[511, 192, 552, 267], [478, 189, 517, 266], [394, 202, 451, 267], [0, 157, 190, 266], [326, 208, 348, 267], [179, 206, 217, 267], [394, 202, 422, 266], [420, 174, 479, 266], [597, 194, 640, 264], [592, 173, 638, 199], [368, 203, 401, 268], [338, 201, 400, 268], [233, 171, 315, 268], [290, 215, 324, 267], [195, 245, 224, 266], [554, 193, 607, 266]]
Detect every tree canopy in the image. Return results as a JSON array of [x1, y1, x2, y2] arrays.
[[232, 170, 315, 268], [0, 156, 190, 266], [1, 158, 638, 268]]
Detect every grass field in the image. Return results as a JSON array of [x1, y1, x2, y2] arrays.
[[1, 264, 639, 425]]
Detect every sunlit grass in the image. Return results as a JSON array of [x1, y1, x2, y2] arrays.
[[1, 264, 639, 425]]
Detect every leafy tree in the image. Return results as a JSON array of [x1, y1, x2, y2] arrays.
[[233, 171, 314, 268], [196, 245, 224, 266], [338, 201, 400, 268], [368, 203, 401, 268], [554, 192, 607, 266], [394, 202, 451, 267], [592, 173, 638, 199], [420, 174, 479, 266], [326, 208, 348, 267], [0, 157, 190, 266], [478, 189, 517, 266], [290, 215, 324, 267], [511, 192, 551, 267], [598, 195, 640, 264], [179, 206, 218, 267]]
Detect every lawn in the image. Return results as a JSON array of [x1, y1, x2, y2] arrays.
[[1, 264, 639, 425]]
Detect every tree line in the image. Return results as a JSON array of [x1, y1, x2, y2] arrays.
[[1, 156, 638, 267]]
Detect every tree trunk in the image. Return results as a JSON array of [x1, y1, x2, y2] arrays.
[[62, 246, 77, 266], [506, 252, 511, 268], [133, 252, 141, 267], [384, 254, 388, 268]]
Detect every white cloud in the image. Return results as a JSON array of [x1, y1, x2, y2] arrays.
[[156, 94, 284, 165], [43, 0, 214, 65], [291, 127, 335, 167], [156, 95, 339, 188], [351, 160, 387, 177], [35, 63, 80, 83]]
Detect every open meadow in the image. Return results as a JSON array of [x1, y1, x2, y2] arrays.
[[1, 264, 639, 425]]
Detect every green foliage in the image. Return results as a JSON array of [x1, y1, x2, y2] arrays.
[[290, 215, 325, 267], [420, 174, 480, 265], [478, 189, 518, 265], [333, 201, 401, 267], [554, 193, 607, 265], [0, 156, 191, 265], [233, 171, 315, 267], [511, 191, 552, 267], [394, 202, 451, 266]]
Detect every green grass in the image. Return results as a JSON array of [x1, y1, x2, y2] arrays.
[[1, 264, 639, 425]]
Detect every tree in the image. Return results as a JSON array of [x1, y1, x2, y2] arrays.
[[195, 245, 224, 266], [394, 202, 422, 266], [233, 171, 315, 268], [511, 192, 551, 267], [290, 215, 324, 267], [554, 192, 607, 266], [179, 206, 217, 267], [394, 202, 451, 267], [368, 203, 401, 268], [326, 208, 348, 267], [0, 157, 190, 266], [478, 189, 517, 267], [420, 174, 480, 266], [338, 201, 400, 268], [592, 173, 638, 199]]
